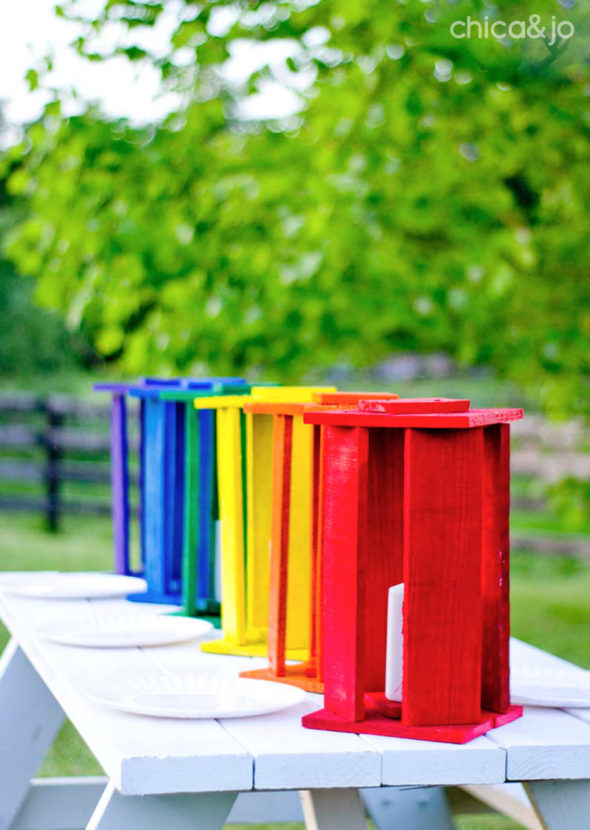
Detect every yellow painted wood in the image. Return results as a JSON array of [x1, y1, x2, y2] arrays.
[[245, 410, 274, 637], [214, 404, 246, 644], [244, 386, 336, 653], [200, 386, 336, 657]]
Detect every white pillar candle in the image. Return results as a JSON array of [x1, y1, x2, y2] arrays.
[[385, 583, 404, 702]]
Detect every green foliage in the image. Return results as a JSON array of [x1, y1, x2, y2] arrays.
[[4, 1, 590, 412], [0, 198, 89, 377]]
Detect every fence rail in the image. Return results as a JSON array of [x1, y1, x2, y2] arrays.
[[0, 392, 140, 531], [0, 392, 588, 556]]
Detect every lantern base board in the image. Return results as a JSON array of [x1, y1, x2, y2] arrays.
[[302, 703, 523, 744], [240, 662, 324, 694], [170, 610, 222, 627], [201, 637, 308, 660], [127, 590, 182, 606]]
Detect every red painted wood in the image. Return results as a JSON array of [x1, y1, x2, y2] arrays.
[[304, 408, 524, 429], [312, 391, 399, 405], [308, 423, 322, 677], [402, 427, 484, 727], [267, 413, 293, 677], [481, 423, 512, 713], [302, 704, 523, 744], [363, 428, 405, 692], [321, 424, 369, 722], [359, 398, 470, 414]]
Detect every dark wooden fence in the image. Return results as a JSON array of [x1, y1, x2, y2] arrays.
[[0, 393, 588, 555], [0, 393, 138, 531]]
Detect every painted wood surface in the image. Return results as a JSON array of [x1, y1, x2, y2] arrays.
[[87, 781, 237, 830], [109, 394, 131, 576], [268, 414, 292, 676], [0, 580, 542, 793], [201, 386, 333, 657], [300, 789, 368, 830], [0, 642, 64, 830], [245, 410, 274, 638], [303, 407, 524, 430], [526, 780, 590, 830], [403, 427, 483, 727], [481, 423, 511, 713]]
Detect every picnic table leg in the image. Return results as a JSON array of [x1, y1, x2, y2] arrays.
[[525, 780, 590, 829], [300, 788, 368, 830], [86, 780, 237, 830], [0, 641, 64, 830], [361, 787, 456, 829]]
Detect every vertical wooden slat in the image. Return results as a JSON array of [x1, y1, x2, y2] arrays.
[[321, 425, 368, 722], [110, 394, 130, 575], [268, 414, 293, 676], [481, 423, 512, 713], [402, 427, 484, 726]]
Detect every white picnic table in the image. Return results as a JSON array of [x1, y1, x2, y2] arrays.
[[0, 573, 589, 830]]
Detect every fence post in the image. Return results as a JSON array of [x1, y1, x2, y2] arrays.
[[42, 400, 64, 533]]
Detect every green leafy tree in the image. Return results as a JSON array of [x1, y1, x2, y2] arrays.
[[4, 0, 590, 414]]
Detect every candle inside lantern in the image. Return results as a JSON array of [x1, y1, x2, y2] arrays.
[[385, 583, 404, 702]]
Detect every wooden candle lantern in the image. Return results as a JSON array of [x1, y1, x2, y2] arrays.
[[94, 378, 192, 577], [158, 380, 250, 619], [126, 378, 243, 605], [301, 397, 525, 744], [199, 386, 335, 657], [241, 391, 400, 692]]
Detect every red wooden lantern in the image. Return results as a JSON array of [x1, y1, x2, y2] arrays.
[[241, 391, 400, 692], [301, 398, 524, 744]]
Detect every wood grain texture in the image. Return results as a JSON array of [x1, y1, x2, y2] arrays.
[[402, 427, 484, 727], [4, 579, 590, 794], [109, 394, 131, 576], [304, 408, 524, 429], [481, 423, 511, 713], [364, 428, 405, 693], [268, 414, 293, 676], [359, 398, 470, 414], [0, 642, 64, 830], [526, 780, 590, 830], [312, 392, 399, 405], [286, 414, 313, 651], [207, 405, 247, 646], [320, 425, 369, 722], [300, 788, 368, 830], [87, 781, 237, 830], [245, 410, 274, 637], [487, 706, 590, 780]]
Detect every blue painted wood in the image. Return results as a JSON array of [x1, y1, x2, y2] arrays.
[[97, 376, 249, 606]]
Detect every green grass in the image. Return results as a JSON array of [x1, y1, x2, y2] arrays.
[[0, 511, 588, 829]]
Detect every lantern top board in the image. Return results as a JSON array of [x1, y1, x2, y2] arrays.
[[304, 398, 523, 429], [302, 398, 524, 744], [200, 385, 336, 657], [312, 391, 400, 405]]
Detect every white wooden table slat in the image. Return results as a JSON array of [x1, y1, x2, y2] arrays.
[[2, 575, 590, 802], [0, 591, 253, 795], [144, 639, 383, 790]]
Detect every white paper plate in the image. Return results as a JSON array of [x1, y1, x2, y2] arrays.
[[511, 665, 590, 707], [87, 673, 306, 718], [35, 614, 213, 648], [3, 572, 147, 600]]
